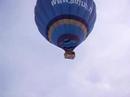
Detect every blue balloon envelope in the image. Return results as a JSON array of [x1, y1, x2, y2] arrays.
[[35, 0, 96, 59]]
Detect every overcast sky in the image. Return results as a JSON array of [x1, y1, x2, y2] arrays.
[[0, 0, 130, 97]]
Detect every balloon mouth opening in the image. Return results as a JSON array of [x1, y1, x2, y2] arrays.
[[64, 50, 75, 59]]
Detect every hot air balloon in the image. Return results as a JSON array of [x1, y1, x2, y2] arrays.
[[35, 0, 96, 59]]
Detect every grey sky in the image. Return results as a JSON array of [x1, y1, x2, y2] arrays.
[[0, 0, 130, 97]]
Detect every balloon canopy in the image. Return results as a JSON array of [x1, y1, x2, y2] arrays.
[[35, 0, 96, 59]]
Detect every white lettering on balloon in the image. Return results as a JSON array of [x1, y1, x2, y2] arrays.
[[51, 0, 92, 13]]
